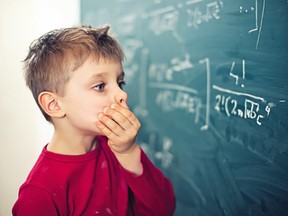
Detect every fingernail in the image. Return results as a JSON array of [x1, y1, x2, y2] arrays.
[[98, 113, 104, 119], [111, 104, 117, 109], [103, 107, 109, 114]]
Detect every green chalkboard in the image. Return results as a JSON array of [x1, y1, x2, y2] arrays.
[[81, 0, 288, 215]]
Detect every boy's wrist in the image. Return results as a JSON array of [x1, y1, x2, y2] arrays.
[[113, 143, 143, 176]]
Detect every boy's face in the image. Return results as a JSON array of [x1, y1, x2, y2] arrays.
[[59, 56, 127, 136]]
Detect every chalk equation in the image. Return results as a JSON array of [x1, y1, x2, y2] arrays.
[[148, 55, 211, 131], [229, 60, 246, 88], [143, 0, 224, 37], [240, 0, 266, 49], [152, 87, 202, 123], [213, 86, 275, 125], [213, 59, 275, 126], [130, 52, 276, 130], [186, 0, 223, 29], [116, 0, 274, 131], [115, 0, 266, 49]]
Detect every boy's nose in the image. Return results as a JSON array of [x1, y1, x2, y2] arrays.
[[114, 88, 128, 108]]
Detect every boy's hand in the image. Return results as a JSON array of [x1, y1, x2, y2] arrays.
[[96, 103, 143, 175], [96, 103, 141, 154]]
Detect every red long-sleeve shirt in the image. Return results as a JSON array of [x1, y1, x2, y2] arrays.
[[12, 136, 175, 215]]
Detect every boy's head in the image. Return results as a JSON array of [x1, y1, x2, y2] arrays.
[[24, 25, 124, 122]]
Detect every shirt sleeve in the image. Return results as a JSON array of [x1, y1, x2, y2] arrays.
[[12, 185, 58, 216], [120, 149, 176, 216]]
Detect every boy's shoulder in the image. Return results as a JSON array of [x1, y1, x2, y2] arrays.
[[22, 145, 100, 193], [12, 183, 60, 215]]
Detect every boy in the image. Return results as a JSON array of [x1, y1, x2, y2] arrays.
[[12, 25, 175, 215]]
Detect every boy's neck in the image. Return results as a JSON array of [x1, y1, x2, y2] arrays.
[[47, 131, 97, 155]]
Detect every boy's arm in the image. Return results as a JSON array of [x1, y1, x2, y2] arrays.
[[120, 148, 176, 216], [12, 186, 58, 216], [110, 143, 143, 175], [96, 102, 143, 174], [97, 103, 175, 215]]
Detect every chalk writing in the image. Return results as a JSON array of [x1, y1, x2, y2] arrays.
[[212, 56, 276, 126], [148, 56, 211, 130], [149, 54, 194, 82], [240, 0, 266, 49], [199, 58, 211, 131], [168, 54, 194, 79], [229, 60, 246, 88], [153, 88, 202, 123], [213, 85, 275, 126], [186, 0, 223, 29], [123, 39, 143, 83], [123, 0, 272, 130], [140, 134, 174, 169], [143, 0, 267, 48], [143, 0, 224, 37], [143, 6, 179, 37], [123, 39, 143, 64], [155, 137, 174, 168]]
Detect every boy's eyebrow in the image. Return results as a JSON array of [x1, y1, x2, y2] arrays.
[[89, 71, 125, 81], [89, 72, 108, 80]]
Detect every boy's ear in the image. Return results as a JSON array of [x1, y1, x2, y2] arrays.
[[38, 91, 66, 118]]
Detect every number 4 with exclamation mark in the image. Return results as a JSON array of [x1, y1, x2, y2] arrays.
[[229, 59, 246, 88]]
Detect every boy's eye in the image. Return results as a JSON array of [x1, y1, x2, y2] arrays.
[[94, 83, 105, 92], [118, 80, 126, 90]]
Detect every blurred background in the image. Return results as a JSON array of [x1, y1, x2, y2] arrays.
[[0, 0, 80, 215]]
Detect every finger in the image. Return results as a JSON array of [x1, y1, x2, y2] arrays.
[[103, 106, 132, 130], [97, 113, 123, 137], [96, 120, 115, 140], [96, 114, 137, 151], [110, 104, 141, 128]]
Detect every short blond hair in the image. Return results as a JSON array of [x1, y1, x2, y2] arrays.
[[24, 25, 124, 121]]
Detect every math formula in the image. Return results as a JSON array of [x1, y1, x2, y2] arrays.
[[143, 0, 224, 38], [214, 87, 275, 126], [128, 0, 275, 132], [213, 59, 275, 126], [147, 55, 211, 131]]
